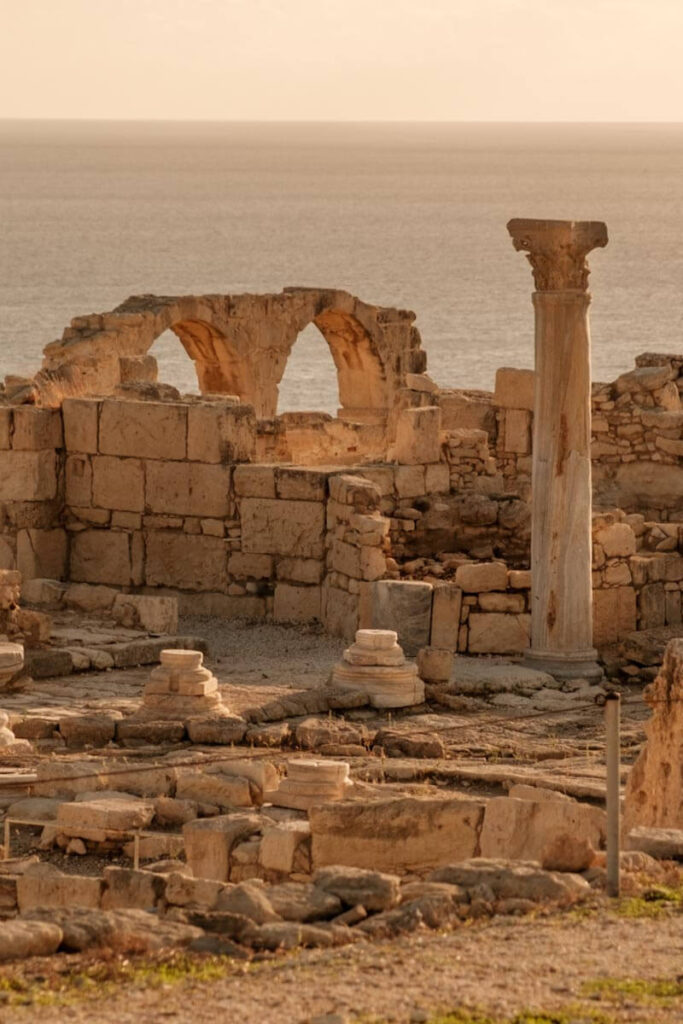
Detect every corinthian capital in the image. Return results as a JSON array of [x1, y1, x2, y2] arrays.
[[507, 218, 608, 292]]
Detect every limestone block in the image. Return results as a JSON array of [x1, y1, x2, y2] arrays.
[[101, 867, 166, 910], [229, 552, 273, 579], [183, 814, 262, 881], [494, 367, 535, 410], [594, 523, 636, 559], [275, 467, 327, 502], [593, 587, 637, 646], [259, 821, 311, 874], [21, 578, 66, 608], [112, 593, 178, 634], [71, 530, 131, 586], [394, 465, 426, 499], [0, 450, 58, 501], [425, 462, 450, 494], [478, 592, 525, 613], [162, 873, 222, 910], [0, 920, 64, 960], [615, 364, 674, 394], [310, 796, 485, 873], [57, 796, 155, 840], [233, 465, 276, 498], [276, 557, 324, 585], [241, 498, 324, 558], [99, 400, 187, 460], [64, 582, 118, 613], [92, 455, 144, 512], [393, 407, 442, 465], [468, 613, 531, 654], [322, 582, 359, 640], [12, 408, 63, 450], [504, 409, 530, 454], [639, 583, 666, 629], [273, 583, 321, 623], [366, 580, 433, 656], [187, 403, 255, 463], [0, 408, 11, 449], [145, 531, 227, 590], [62, 399, 99, 454], [145, 461, 231, 518], [66, 454, 92, 507], [17, 865, 102, 913], [175, 771, 253, 809], [329, 474, 381, 508], [16, 528, 67, 581], [417, 646, 453, 683], [480, 797, 606, 863], [454, 561, 508, 593], [624, 638, 683, 832], [430, 583, 463, 649]]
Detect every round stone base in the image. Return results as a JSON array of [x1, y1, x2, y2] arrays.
[[330, 661, 425, 708], [523, 648, 603, 682]]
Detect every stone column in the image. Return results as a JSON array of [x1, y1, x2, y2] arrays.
[[507, 218, 608, 681]]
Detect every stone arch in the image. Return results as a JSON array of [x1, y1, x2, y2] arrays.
[[275, 307, 390, 423], [167, 318, 251, 399]]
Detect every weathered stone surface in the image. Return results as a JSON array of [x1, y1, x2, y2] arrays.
[[175, 771, 253, 810], [430, 583, 462, 650], [455, 562, 508, 593], [494, 367, 535, 410], [145, 460, 231, 517], [70, 530, 131, 586], [186, 715, 247, 745], [624, 638, 683, 832], [92, 455, 144, 512], [62, 398, 99, 453], [625, 826, 683, 860], [216, 881, 279, 923], [24, 907, 202, 953], [468, 613, 531, 655], [429, 858, 589, 903], [479, 797, 606, 863], [99, 400, 187, 460], [364, 580, 433, 656], [265, 882, 341, 922], [145, 531, 228, 590], [56, 795, 155, 839], [310, 796, 485, 872], [17, 864, 103, 912], [0, 920, 63, 961], [241, 498, 324, 558], [0, 451, 58, 501], [183, 814, 262, 881], [101, 867, 166, 910], [313, 865, 400, 911]]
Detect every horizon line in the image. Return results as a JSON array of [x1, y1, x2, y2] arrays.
[[2, 117, 683, 126]]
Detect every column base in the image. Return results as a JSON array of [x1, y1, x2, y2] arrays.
[[522, 647, 603, 683]]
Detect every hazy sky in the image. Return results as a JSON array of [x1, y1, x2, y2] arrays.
[[2, 0, 682, 121]]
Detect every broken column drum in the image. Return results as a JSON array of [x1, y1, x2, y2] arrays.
[[264, 759, 351, 811], [330, 629, 425, 708], [139, 648, 224, 718], [507, 218, 608, 680]]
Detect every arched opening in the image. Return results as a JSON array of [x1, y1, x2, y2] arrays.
[[148, 329, 199, 394], [276, 309, 389, 420], [277, 322, 339, 415]]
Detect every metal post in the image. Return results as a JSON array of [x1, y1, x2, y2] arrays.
[[3, 818, 10, 860], [133, 832, 140, 871], [605, 692, 621, 898]]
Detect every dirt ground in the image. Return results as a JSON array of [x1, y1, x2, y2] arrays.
[[0, 900, 681, 1024]]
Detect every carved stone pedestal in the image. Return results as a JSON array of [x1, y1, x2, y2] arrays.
[[264, 758, 351, 811], [330, 629, 424, 708], [138, 649, 226, 718]]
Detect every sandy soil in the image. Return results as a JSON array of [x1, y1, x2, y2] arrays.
[[0, 904, 681, 1024]]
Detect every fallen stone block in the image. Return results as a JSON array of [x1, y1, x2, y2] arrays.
[[259, 820, 311, 875], [56, 794, 155, 841], [479, 797, 605, 863], [101, 867, 166, 910], [17, 863, 103, 913], [265, 882, 341, 922], [310, 796, 485, 873], [0, 920, 63, 961], [175, 770, 254, 809], [186, 715, 247, 745], [165, 872, 225, 910], [24, 907, 203, 953], [428, 858, 589, 904], [112, 593, 178, 634], [183, 813, 262, 881], [215, 881, 279, 923], [313, 865, 400, 912], [59, 714, 121, 748], [625, 826, 683, 860]]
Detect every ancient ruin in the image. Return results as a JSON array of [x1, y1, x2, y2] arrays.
[[0, 219, 680, 976]]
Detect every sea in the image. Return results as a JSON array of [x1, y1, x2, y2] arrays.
[[2, 120, 683, 414]]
